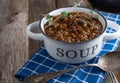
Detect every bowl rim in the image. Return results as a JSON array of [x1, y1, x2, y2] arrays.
[[39, 6, 107, 44]]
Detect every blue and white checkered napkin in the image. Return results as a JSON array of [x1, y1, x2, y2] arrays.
[[15, 12, 120, 83]]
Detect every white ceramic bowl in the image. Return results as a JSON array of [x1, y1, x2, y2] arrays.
[[26, 7, 120, 64]]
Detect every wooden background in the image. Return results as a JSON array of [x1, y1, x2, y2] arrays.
[[0, 0, 120, 83], [0, 0, 28, 83]]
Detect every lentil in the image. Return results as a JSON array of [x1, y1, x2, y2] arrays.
[[44, 12, 103, 43]]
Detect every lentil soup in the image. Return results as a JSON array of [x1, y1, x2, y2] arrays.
[[44, 12, 103, 43]]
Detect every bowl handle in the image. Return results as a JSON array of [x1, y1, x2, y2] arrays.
[[103, 20, 120, 41], [26, 21, 43, 41]]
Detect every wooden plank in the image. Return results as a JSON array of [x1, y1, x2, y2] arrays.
[[114, 44, 120, 83], [0, 0, 119, 83], [29, 0, 56, 56], [56, 0, 92, 8], [0, 0, 29, 83], [114, 70, 120, 83]]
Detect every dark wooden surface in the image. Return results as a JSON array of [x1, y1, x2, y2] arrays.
[[114, 45, 120, 83], [0, 0, 120, 83], [0, 0, 29, 83]]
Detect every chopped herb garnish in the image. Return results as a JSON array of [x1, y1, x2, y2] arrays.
[[92, 17, 99, 20], [45, 12, 71, 26], [45, 14, 53, 25], [89, 10, 99, 20], [47, 18, 53, 25], [86, 18, 92, 21], [90, 10, 94, 14], [73, 2, 81, 7], [61, 11, 71, 17], [46, 14, 53, 19]]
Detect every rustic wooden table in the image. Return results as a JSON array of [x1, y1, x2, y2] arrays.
[[0, 0, 120, 83]]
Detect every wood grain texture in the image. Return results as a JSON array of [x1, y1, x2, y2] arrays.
[[114, 44, 120, 83], [29, 0, 56, 56], [0, 0, 120, 83], [0, 0, 28, 83]]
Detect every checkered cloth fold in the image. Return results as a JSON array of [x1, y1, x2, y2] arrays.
[[15, 12, 120, 83]]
